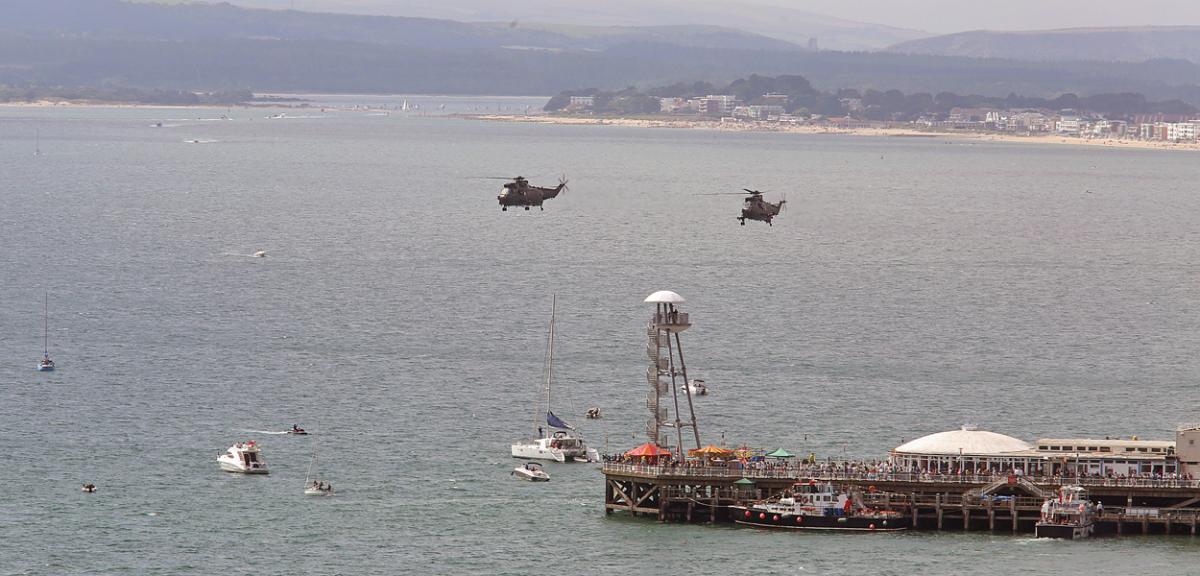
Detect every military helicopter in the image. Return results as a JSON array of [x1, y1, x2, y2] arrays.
[[492, 175, 568, 211], [700, 189, 787, 225]]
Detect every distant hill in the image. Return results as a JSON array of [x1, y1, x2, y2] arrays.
[[887, 27, 1200, 63], [194, 0, 931, 51], [14, 0, 800, 52], [4, 0, 1200, 105]]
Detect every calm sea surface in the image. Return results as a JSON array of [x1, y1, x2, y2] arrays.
[[3, 99, 1200, 575]]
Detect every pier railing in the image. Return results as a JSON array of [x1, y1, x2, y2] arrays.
[[602, 463, 1200, 490]]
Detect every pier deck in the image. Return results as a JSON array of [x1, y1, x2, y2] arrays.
[[603, 463, 1200, 535]]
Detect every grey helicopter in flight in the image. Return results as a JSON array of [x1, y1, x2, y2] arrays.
[[701, 189, 787, 225], [492, 175, 568, 211]]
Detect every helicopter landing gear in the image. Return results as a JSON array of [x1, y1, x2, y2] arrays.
[[539, 206, 544, 211], [502, 206, 507, 211], [738, 218, 745, 226], [524, 205, 530, 211]]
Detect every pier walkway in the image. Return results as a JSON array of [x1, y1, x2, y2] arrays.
[[602, 462, 1200, 534]]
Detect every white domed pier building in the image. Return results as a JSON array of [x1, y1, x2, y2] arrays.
[[890, 426, 1043, 475], [890, 426, 1181, 477]]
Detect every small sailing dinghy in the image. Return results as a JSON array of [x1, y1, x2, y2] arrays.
[[510, 296, 599, 463], [303, 434, 333, 496], [37, 291, 54, 372], [512, 462, 550, 482]]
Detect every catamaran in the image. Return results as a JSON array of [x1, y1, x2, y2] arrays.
[[37, 291, 54, 372], [510, 296, 599, 463]]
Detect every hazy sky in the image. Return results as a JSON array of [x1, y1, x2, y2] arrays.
[[757, 0, 1200, 33], [261, 0, 1200, 34]]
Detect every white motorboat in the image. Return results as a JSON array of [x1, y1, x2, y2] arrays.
[[683, 379, 707, 396], [36, 291, 55, 372], [511, 296, 599, 463], [512, 462, 550, 482], [217, 441, 269, 474]]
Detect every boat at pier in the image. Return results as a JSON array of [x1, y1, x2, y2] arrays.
[[1036, 485, 1096, 539], [731, 481, 907, 531], [510, 296, 599, 463], [217, 441, 269, 474]]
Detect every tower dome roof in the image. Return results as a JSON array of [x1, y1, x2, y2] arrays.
[[644, 290, 686, 304]]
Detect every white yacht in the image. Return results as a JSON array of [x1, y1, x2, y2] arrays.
[[217, 441, 269, 474], [511, 296, 599, 463], [512, 430, 598, 463], [512, 462, 550, 482]]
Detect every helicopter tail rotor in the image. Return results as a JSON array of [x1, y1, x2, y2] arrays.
[[558, 174, 569, 194]]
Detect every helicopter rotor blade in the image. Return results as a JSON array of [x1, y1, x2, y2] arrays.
[[695, 192, 755, 196]]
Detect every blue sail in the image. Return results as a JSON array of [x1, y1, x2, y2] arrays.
[[547, 411, 574, 430]]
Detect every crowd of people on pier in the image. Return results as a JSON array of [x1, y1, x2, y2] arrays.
[[602, 454, 1200, 487]]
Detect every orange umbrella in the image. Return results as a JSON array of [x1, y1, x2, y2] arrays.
[[625, 443, 673, 458], [688, 445, 733, 457]]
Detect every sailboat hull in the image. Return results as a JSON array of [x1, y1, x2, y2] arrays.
[[36, 364, 55, 372], [511, 443, 566, 462]]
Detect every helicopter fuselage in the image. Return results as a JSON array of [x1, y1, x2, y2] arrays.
[[498, 182, 565, 210]]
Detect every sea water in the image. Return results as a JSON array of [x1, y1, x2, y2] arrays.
[[2, 100, 1199, 575]]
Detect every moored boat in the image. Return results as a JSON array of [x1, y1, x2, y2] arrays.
[[731, 481, 907, 531], [217, 441, 269, 474], [1036, 485, 1096, 539], [510, 296, 599, 463]]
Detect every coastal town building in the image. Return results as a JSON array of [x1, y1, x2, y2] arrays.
[[566, 96, 595, 112], [699, 95, 741, 117], [732, 105, 786, 120]]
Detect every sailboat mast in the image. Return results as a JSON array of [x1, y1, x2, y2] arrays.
[[546, 295, 556, 420], [43, 291, 48, 356]]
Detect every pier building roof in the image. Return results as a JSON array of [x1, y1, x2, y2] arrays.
[[893, 427, 1033, 456]]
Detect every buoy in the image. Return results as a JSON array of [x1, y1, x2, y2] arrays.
[[882, 520, 888, 527]]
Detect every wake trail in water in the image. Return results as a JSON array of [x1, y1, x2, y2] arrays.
[[239, 429, 289, 435]]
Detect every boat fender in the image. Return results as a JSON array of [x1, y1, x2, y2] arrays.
[[796, 516, 803, 524], [772, 515, 780, 522], [744, 510, 752, 518], [869, 524, 876, 530], [759, 512, 767, 520]]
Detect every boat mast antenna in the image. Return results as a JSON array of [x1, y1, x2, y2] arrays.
[[43, 290, 49, 357], [644, 291, 701, 455]]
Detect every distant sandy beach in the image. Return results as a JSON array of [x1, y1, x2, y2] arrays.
[[466, 114, 1200, 152]]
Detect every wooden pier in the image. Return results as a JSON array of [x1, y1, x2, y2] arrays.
[[603, 463, 1200, 535]]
